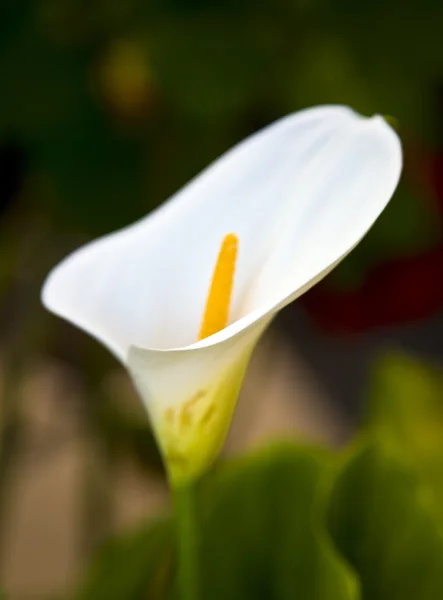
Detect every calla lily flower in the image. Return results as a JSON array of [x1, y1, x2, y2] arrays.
[[42, 105, 402, 485]]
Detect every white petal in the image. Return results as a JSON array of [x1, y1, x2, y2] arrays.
[[241, 114, 402, 314], [42, 105, 401, 362]]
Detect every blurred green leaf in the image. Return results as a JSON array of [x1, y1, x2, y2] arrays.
[[327, 439, 443, 600], [74, 518, 173, 600], [327, 354, 443, 600], [368, 353, 443, 510], [198, 444, 357, 600], [75, 443, 358, 600]]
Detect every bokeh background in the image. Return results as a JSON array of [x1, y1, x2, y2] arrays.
[[0, 1, 442, 598]]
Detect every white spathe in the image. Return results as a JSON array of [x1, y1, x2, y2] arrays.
[[42, 105, 402, 483]]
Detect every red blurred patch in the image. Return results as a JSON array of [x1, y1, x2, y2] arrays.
[[301, 247, 443, 334]]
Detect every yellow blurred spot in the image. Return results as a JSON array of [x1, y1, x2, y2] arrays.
[[198, 233, 238, 340], [101, 39, 153, 118]]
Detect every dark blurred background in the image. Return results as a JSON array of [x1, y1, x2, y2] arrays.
[[0, 1, 442, 598]]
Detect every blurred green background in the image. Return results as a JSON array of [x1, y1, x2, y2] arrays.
[[0, 1, 442, 599]]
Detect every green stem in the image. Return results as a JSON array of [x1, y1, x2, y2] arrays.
[[173, 481, 199, 600]]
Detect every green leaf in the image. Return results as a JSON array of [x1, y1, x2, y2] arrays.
[[327, 439, 443, 600], [199, 444, 357, 600], [74, 518, 173, 600], [368, 353, 443, 511], [326, 354, 443, 599], [74, 443, 358, 600]]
